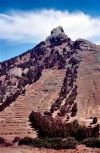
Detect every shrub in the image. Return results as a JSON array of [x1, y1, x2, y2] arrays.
[[75, 126, 93, 141], [13, 136, 20, 143], [44, 111, 52, 116], [82, 138, 100, 148], [69, 57, 80, 65], [29, 111, 99, 139], [0, 137, 5, 144], [59, 137, 78, 149], [4, 142, 13, 147], [18, 137, 78, 149], [92, 124, 99, 137], [18, 136, 35, 146], [75, 128, 87, 141], [92, 117, 98, 124], [42, 137, 78, 149], [71, 103, 77, 117]]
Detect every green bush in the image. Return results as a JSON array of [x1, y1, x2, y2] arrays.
[[59, 137, 78, 149], [18, 137, 78, 149], [82, 137, 100, 148], [18, 136, 35, 146]]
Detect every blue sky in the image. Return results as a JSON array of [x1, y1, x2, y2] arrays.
[[0, 0, 100, 62]]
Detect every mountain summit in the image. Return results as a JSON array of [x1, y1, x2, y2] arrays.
[[45, 26, 68, 44], [0, 26, 100, 139]]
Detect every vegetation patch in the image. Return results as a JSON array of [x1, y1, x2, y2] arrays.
[[82, 137, 100, 148], [0, 137, 5, 144], [29, 111, 99, 139], [18, 136, 78, 149]]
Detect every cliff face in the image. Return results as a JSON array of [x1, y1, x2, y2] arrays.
[[0, 26, 100, 139]]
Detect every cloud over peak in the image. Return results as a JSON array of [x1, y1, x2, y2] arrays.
[[0, 9, 100, 44]]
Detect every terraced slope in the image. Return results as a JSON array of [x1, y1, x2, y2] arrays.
[[0, 69, 66, 140]]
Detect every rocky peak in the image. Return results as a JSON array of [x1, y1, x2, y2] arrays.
[[51, 26, 64, 34], [74, 38, 95, 51], [45, 26, 68, 45]]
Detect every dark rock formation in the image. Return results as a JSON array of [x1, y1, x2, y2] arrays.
[[45, 26, 68, 45]]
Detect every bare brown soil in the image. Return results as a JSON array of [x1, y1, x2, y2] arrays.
[[0, 145, 100, 153]]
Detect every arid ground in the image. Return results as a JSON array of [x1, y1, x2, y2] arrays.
[[0, 145, 100, 153]]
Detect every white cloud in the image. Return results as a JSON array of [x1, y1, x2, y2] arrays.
[[0, 9, 100, 44]]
